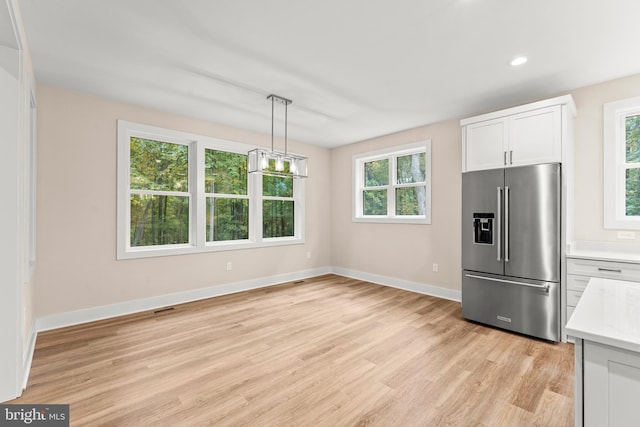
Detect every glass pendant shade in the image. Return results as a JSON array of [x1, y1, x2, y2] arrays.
[[248, 148, 308, 178], [248, 94, 308, 179]]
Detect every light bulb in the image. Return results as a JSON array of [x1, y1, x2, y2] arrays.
[[290, 159, 298, 174], [260, 154, 268, 170], [276, 157, 284, 171]]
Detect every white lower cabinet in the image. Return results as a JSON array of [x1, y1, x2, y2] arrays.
[[582, 340, 640, 427], [567, 277, 640, 427], [565, 258, 640, 328]]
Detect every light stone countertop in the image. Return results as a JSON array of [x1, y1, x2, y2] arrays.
[[567, 240, 640, 263], [566, 277, 640, 353]]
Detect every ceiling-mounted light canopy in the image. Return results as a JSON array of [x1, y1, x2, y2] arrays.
[[510, 56, 528, 66], [248, 94, 308, 179]]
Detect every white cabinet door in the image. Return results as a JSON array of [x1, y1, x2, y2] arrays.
[[463, 106, 561, 171], [509, 106, 561, 167], [584, 341, 640, 427], [463, 118, 507, 171]]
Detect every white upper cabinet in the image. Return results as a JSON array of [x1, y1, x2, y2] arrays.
[[463, 118, 507, 171], [509, 106, 561, 166], [461, 95, 575, 172]]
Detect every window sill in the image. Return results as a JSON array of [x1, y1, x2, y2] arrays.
[[353, 216, 431, 225], [117, 237, 305, 260]]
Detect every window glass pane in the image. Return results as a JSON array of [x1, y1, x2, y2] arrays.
[[130, 138, 188, 191], [365, 159, 389, 187], [363, 189, 387, 215], [263, 175, 293, 197], [263, 200, 294, 237], [397, 152, 426, 184], [206, 197, 249, 241], [626, 115, 640, 163], [130, 195, 189, 246], [396, 186, 427, 216], [626, 168, 640, 216], [204, 149, 247, 195]]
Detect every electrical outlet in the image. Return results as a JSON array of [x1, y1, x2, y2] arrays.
[[432, 263, 439, 272], [617, 231, 636, 240], [306, 251, 312, 259], [226, 262, 232, 271]]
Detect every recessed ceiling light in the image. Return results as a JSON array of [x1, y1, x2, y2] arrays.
[[510, 56, 528, 66]]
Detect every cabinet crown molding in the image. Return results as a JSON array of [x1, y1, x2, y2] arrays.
[[460, 94, 576, 126]]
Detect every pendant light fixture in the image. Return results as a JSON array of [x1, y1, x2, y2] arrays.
[[248, 94, 308, 179]]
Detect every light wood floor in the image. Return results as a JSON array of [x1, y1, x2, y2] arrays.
[[12, 274, 574, 426]]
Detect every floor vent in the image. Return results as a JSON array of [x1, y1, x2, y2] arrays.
[[293, 280, 305, 284], [153, 307, 175, 314]]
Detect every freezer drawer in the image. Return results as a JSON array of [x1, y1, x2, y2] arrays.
[[461, 270, 560, 341]]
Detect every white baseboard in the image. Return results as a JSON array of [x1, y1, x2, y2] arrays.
[[36, 266, 332, 332], [331, 267, 461, 302], [35, 266, 460, 333], [22, 322, 37, 391]]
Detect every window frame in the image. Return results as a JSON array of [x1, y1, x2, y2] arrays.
[[117, 121, 305, 259], [352, 141, 432, 224], [604, 97, 640, 230]]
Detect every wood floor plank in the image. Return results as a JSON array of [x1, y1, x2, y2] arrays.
[[10, 274, 574, 426]]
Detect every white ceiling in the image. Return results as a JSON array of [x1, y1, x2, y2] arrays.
[[19, 0, 640, 148]]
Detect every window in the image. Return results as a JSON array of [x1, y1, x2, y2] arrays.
[[129, 137, 191, 247], [117, 121, 305, 259], [353, 141, 431, 224], [604, 97, 640, 229], [263, 172, 295, 238], [204, 149, 249, 242]]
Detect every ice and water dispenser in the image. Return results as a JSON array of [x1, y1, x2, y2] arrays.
[[473, 213, 494, 245]]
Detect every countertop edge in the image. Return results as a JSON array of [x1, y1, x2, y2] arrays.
[[566, 251, 640, 263], [566, 240, 640, 263], [566, 327, 640, 354]]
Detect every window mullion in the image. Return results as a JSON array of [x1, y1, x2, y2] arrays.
[[130, 189, 191, 197], [206, 193, 249, 199], [194, 140, 205, 248], [250, 172, 262, 243], [294, 178, 303, 240], [262, 196, 295, 201], [389, 154, 396, 217], [122, 128, 132, 253]]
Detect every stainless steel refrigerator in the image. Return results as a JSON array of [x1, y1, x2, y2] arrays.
[[461, 163, 561, 342]]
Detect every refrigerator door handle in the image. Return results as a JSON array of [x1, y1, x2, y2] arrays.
[[464, 274, 550, 292], [496, 186, 502, 261], [504, 186, 510, 262]]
